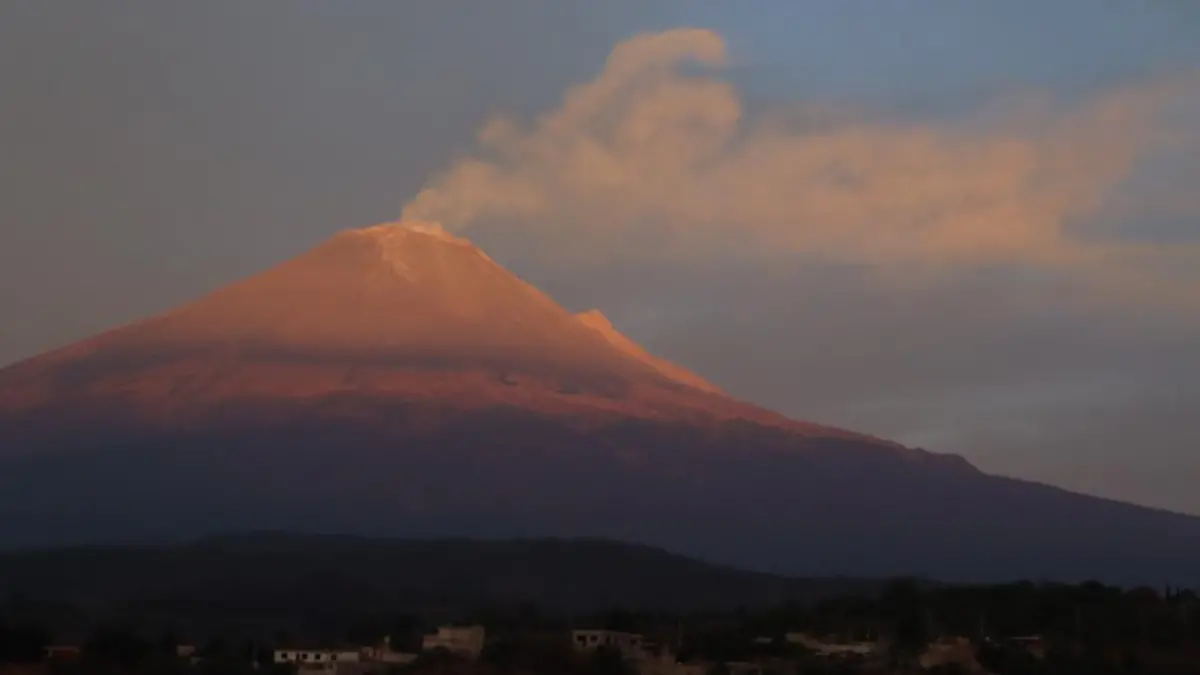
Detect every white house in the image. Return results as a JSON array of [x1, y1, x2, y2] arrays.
[[274, 649, 363, 674], [421, 625, 486, 659], [273, 639, 420, 674]]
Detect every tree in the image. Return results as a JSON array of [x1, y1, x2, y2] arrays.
[[481, 634, 580, 674], [0, 619, 49, 664], [83, 626, 152, 669], [927, 664, 971, 675], [586, 646, 633, 675], [705, 662, 729, 675], [879, 579, 928, 664]]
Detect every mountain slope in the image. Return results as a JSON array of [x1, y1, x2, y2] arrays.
[[0, 222, 839, 437], [1, 221, 1199, 584], [0, 535, 884, 617], [576, 309, 722, 394]]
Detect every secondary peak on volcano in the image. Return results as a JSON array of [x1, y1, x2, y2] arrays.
[[576, 309, 723, 395]]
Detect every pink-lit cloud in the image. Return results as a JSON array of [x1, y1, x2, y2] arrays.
[[402, 28, 1198, 284]]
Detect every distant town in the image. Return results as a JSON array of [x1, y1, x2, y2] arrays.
[[4, 578, 1200, 675]]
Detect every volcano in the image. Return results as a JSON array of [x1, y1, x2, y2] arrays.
[[2, 221, 1199, 584], [0, 222, 843, 435]]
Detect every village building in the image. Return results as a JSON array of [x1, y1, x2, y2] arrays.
[[362, 636, 418, 665], [1008, 635, 1047, 660], [174, 644, 197, 659], [272, 637, 418, 675], [273, 649, 363, 675], [571, 629, 717, 675], [43, 646, 81, 662], [784, 632, 879, 658], [919, 636, 981, 671], [724, 661, 763, 675], [571, 629, 650, 659], [421, 625, 486, 659]]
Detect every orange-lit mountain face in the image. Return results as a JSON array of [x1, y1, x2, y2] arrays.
[[3, 221, 1200, 584], [0, 222, 856, 437]]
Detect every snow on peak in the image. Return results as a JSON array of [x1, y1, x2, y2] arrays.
[[345, 221, 493, 278], [352, 220, 472, 246], [400, 220, 469, 243]]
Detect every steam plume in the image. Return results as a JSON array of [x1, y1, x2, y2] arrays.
[[402, 28, 1195, 271]]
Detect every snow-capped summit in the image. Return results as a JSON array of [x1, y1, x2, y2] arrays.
[[341, 221, 491, 279], [352, 220, 474, 247]]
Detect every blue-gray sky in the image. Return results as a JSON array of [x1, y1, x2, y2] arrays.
[[3, 2, 1199, 512]]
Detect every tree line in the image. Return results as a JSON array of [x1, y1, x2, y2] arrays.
[[4, 580, 1200, 674]]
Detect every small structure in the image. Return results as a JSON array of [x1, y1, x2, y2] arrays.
[[671, 663, 708, 675], [597, 641, 710, 675], [919, 636, 979, 671], [274, 649, 363, 675], [175, 644, 202, 666], [175, 645, 196, 658], [421, 625, 486, 659], [273, 638, 419, 674], [44, 646, 81, 662], [572, 629, 648, 660], [784, 633, 878, 658], [1007, 635, 1047, 660], [175, 644, 198, 660], [635, 651, 708, 675], [362, 636, 418, 666], [725, 661, 763, 675]]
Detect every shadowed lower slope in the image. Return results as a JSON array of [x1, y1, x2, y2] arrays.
[[0, 535, 886, 616]]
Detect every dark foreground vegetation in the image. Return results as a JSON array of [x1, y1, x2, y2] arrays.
[[4, 578, 1200, 675], [3, 536, 1199, 673]]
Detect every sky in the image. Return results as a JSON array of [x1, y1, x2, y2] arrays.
[[2, 2, 1199, 513]]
